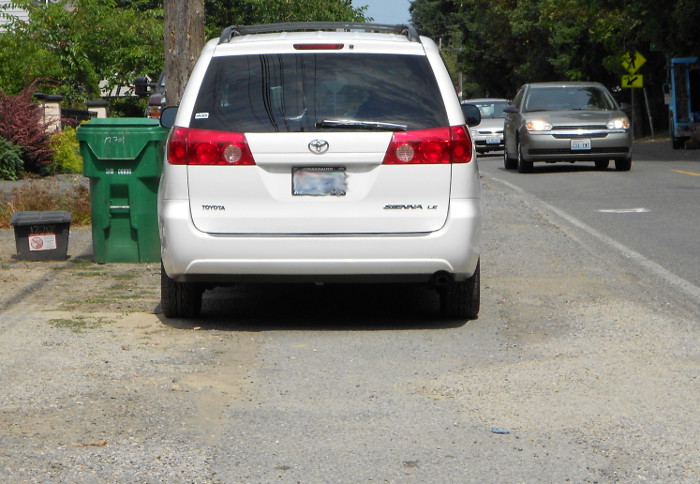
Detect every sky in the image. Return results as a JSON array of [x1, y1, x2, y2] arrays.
[[355, 0, 412, 25]]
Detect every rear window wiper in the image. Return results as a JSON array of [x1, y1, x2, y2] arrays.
[[316, 119, 408, 131]]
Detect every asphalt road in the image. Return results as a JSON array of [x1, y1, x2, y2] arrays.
[[478, 137, 700, 313]]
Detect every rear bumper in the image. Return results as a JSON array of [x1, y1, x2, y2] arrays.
[[159, 199, 481, 283]]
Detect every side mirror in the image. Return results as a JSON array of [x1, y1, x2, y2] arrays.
[[134, 77, 151, 97], [461, 104, 482, 127], [160, 106, 178, 129], [503, 106, 517, 114]]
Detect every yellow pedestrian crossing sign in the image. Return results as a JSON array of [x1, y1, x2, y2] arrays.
[[621, 51, 646, 75], [622, 74, 643, 88]]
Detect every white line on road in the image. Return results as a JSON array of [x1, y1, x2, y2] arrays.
[[598, 208, 650, 213], [489, 176, 700, 304]]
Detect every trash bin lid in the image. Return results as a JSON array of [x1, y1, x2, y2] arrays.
[[78, 117, 161, 128], [10, 210, 72, 227]]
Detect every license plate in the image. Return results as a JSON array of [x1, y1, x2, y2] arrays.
[[486, 136, 501, 145], [571, 139, 591, 150], [292, 167, 347, 196]]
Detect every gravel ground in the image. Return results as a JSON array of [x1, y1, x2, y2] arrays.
[[0, 151, 699, 482]]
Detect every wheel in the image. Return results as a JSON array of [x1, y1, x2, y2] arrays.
[[615, 158, 632, 171], [503, 143, 517, 170], [595, 159, 610, 170], [161, 262, 202, 318], [672, 137, 685, 150], [516, 141, 532, 173], [440, 260, 480, 320]]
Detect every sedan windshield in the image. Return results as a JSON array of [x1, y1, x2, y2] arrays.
[[524, 86, 617, 112], [465, 101, 509, 119]]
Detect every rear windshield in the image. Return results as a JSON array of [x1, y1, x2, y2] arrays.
[[190, 53, 448, 132]]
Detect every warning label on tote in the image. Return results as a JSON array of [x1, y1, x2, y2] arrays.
[[28, 233, 57, 251]]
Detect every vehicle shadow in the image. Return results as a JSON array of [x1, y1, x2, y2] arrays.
[[158, 283, 469, 331], [498, 164, 617, 174]]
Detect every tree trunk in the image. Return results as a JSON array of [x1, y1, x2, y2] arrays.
[[163, 0, 205, 108]]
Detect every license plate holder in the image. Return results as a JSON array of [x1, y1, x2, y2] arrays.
[[292, 167, 347, 196], [486, 136, 501, 145], [571, 138, 591, 150]]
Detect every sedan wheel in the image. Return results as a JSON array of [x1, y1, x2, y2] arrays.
[[503, 143, 518, 170], [615, 158, 632, 171], [517, 141, 533, 173], [595, 159, 610, 170]]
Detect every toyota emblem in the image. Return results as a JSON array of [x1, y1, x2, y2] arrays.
[[308, 139, 330, 154]]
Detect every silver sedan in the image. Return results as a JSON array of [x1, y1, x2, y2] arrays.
[[503, 82, 632, 173]]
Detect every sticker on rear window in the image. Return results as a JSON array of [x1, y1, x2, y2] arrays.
[[195, 112, 209, 119]]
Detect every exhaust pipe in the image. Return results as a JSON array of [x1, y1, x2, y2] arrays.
[[430, 272, 452, 288]]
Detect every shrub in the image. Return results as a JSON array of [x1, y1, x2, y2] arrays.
[[109, 96, 148, 117], [0, 136, 24, 180], [49, 126, 83, 174], [0, 82, 54, 175]]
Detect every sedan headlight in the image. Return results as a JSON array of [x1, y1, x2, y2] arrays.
[[525, 119, 552, 131], [606, 117, 630, 129]]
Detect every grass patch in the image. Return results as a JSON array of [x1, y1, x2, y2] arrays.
[[74, 271, 108, 277], [49, 316, 107, 333]]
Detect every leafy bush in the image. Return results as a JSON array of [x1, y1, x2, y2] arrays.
[[49, 127, 83, 174], [0, 82, 54, 175], [109, 96, 148, 118], [0, 136, 24, 181]]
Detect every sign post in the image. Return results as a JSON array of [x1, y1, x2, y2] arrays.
[[621, 51, 654, 139]]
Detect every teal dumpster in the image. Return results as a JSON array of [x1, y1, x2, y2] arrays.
[[77, 118, 167, 263]]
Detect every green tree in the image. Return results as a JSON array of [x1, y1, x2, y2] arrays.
[[411, 0, 700, 99], [0, 0, 163, 103], [203, 0, 369, 38]]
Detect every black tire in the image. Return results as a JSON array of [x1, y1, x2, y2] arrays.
[[516, 141, 532, 173], [161, 262, 202, 318], [503, 143, 517, 170], [595, 159, 610, 170], [615, 158, 632, 171], [672, 137, 685, 150], [440, 261, 480, 320]]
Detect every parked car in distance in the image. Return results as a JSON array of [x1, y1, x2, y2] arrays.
[[503, 82, 632, 173], [158, 22, 483, 320], [462, 98, 508, 154]]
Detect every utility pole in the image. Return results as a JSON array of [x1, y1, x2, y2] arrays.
[[163, 0, 205, 108]]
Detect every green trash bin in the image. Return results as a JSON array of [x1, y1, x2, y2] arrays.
[[77, 118, 167, 263]]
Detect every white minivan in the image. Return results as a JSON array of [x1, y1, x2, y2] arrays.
[[158, 22, 482, 319]]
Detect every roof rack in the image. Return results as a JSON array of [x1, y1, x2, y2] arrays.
[[218, 22, 421, 45]]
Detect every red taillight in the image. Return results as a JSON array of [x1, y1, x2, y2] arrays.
[[167, 128, 255, 166], [382, 126, 473, 165]]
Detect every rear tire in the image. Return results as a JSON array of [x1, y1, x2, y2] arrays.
[[161, 262, 202, 318], [595, 159, 610, 170], [440, 261, 480, 320], [615, 158, 632, 171]]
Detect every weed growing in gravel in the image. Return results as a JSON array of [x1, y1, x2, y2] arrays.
[[49, 316, 107, 333]]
